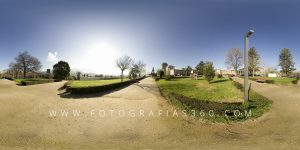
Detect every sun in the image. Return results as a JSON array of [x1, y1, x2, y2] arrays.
[[78, 40, 121, 74]]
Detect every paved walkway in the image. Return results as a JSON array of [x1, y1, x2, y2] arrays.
[[0, 77, 299, 149]]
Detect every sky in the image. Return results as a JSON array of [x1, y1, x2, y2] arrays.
[[0, 0, 299, 75]]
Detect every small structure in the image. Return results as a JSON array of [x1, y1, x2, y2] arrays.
[[268, 73, 278, 78], [190, 70, 198, 79], [215, 69, 237, 77]]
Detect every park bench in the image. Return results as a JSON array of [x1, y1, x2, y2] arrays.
[[256, 77, 266, 83]]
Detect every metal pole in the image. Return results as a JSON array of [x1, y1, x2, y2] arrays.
[[244, 35, 249, 102]]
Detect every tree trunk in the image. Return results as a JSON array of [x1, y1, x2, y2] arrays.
[[253, 68, 255, 77], [121, 70, 124, 82], [23, 67, 26, 79]]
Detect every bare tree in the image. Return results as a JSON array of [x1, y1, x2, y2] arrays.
[[116, 55, 133, 81], [9, 62, 22, 78], [135, 60, 146, 77], [225, 48, 243, 76], [13, 51, 42, 78]]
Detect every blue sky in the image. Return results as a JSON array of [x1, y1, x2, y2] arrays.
[[0, 0, 299, 75]]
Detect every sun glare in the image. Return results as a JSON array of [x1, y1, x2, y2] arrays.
[[77, 40, 120, 74]]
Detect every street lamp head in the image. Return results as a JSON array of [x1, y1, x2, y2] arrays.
[[246, 29, 254, 37]]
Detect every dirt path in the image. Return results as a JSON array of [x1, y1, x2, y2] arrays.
[[0, 77, 299, 149]]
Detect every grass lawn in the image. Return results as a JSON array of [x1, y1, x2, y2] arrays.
[[156, 77, 272, 122], [70, 78, 130, 88], [157, 77, 243, 103], [250, 77, 296, 85]]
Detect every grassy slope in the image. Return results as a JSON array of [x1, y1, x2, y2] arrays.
[[70, 78, 129, 88], [157, 78, 243, 103], [156, 77, 272, 122]]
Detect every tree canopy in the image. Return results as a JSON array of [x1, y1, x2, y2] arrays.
[[195, 61, 205, 76], [53, 61, 70, 80], [248, 47, 260, 77], [10, 51, 42, 78], [203, 62, 215, 83], [279, 48, 295, 76]]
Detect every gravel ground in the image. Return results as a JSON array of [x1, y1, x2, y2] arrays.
[[0, 77, 299, 149]]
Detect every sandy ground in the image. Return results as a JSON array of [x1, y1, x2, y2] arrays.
[[0, 77, 300, 149]]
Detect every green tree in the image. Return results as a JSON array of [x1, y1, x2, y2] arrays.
[[203, 62, 215, 83], [195, 61, 205, 76], [186, 66, 193, 76], [157, 69, 164, 78], [53, 61, 70, 80], [248, 47, 260, 77], [161, 62, 168, 73], [76, 72, 81, 80], [151, 67, 155, 77], [279, 48, 296, 76]]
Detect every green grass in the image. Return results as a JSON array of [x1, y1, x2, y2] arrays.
[[156, 77, 272, 122], [157, 77, 243, 103], [70, 78, 129, 88]]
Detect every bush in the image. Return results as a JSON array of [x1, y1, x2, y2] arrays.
[[21, 79, 53, 86], [155, 77, 160, 81], [165, 75, 172, 81], [203, 62, 215, 83], [217, 74, 223, 78], [292, 79, 298, 84], [67, 77, 145, 94], [266, 80, 275, 84], [4, 77, 14, 81], [174, 76, 190, 79], [157, 69, 164, 78], [249, 78, 257, 81]]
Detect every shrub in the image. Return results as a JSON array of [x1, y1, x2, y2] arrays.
[[232, 80, 243, 90], [157, 69, 164, 78], [266, 80, 275, 84], [155, 77, 160, 81], [4, 77, 14, 81], [292, 79, 298, 84], [21, 79, 53, 86], [165, 75, 172, 81], [203, 62, 215, 83], [249, 78, 257, 81], [217, 74, 223, 78], [174, 76, 190, 79]]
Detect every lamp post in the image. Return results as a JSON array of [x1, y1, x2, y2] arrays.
[[244, 29, 254, 102]]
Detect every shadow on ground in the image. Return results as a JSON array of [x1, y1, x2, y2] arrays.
[[57, 83, 137, 99]]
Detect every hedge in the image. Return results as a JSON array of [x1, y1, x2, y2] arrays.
[[266, 80, 275, 84], [67, 77, 145, 94], [21, 79, 54, 86]]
